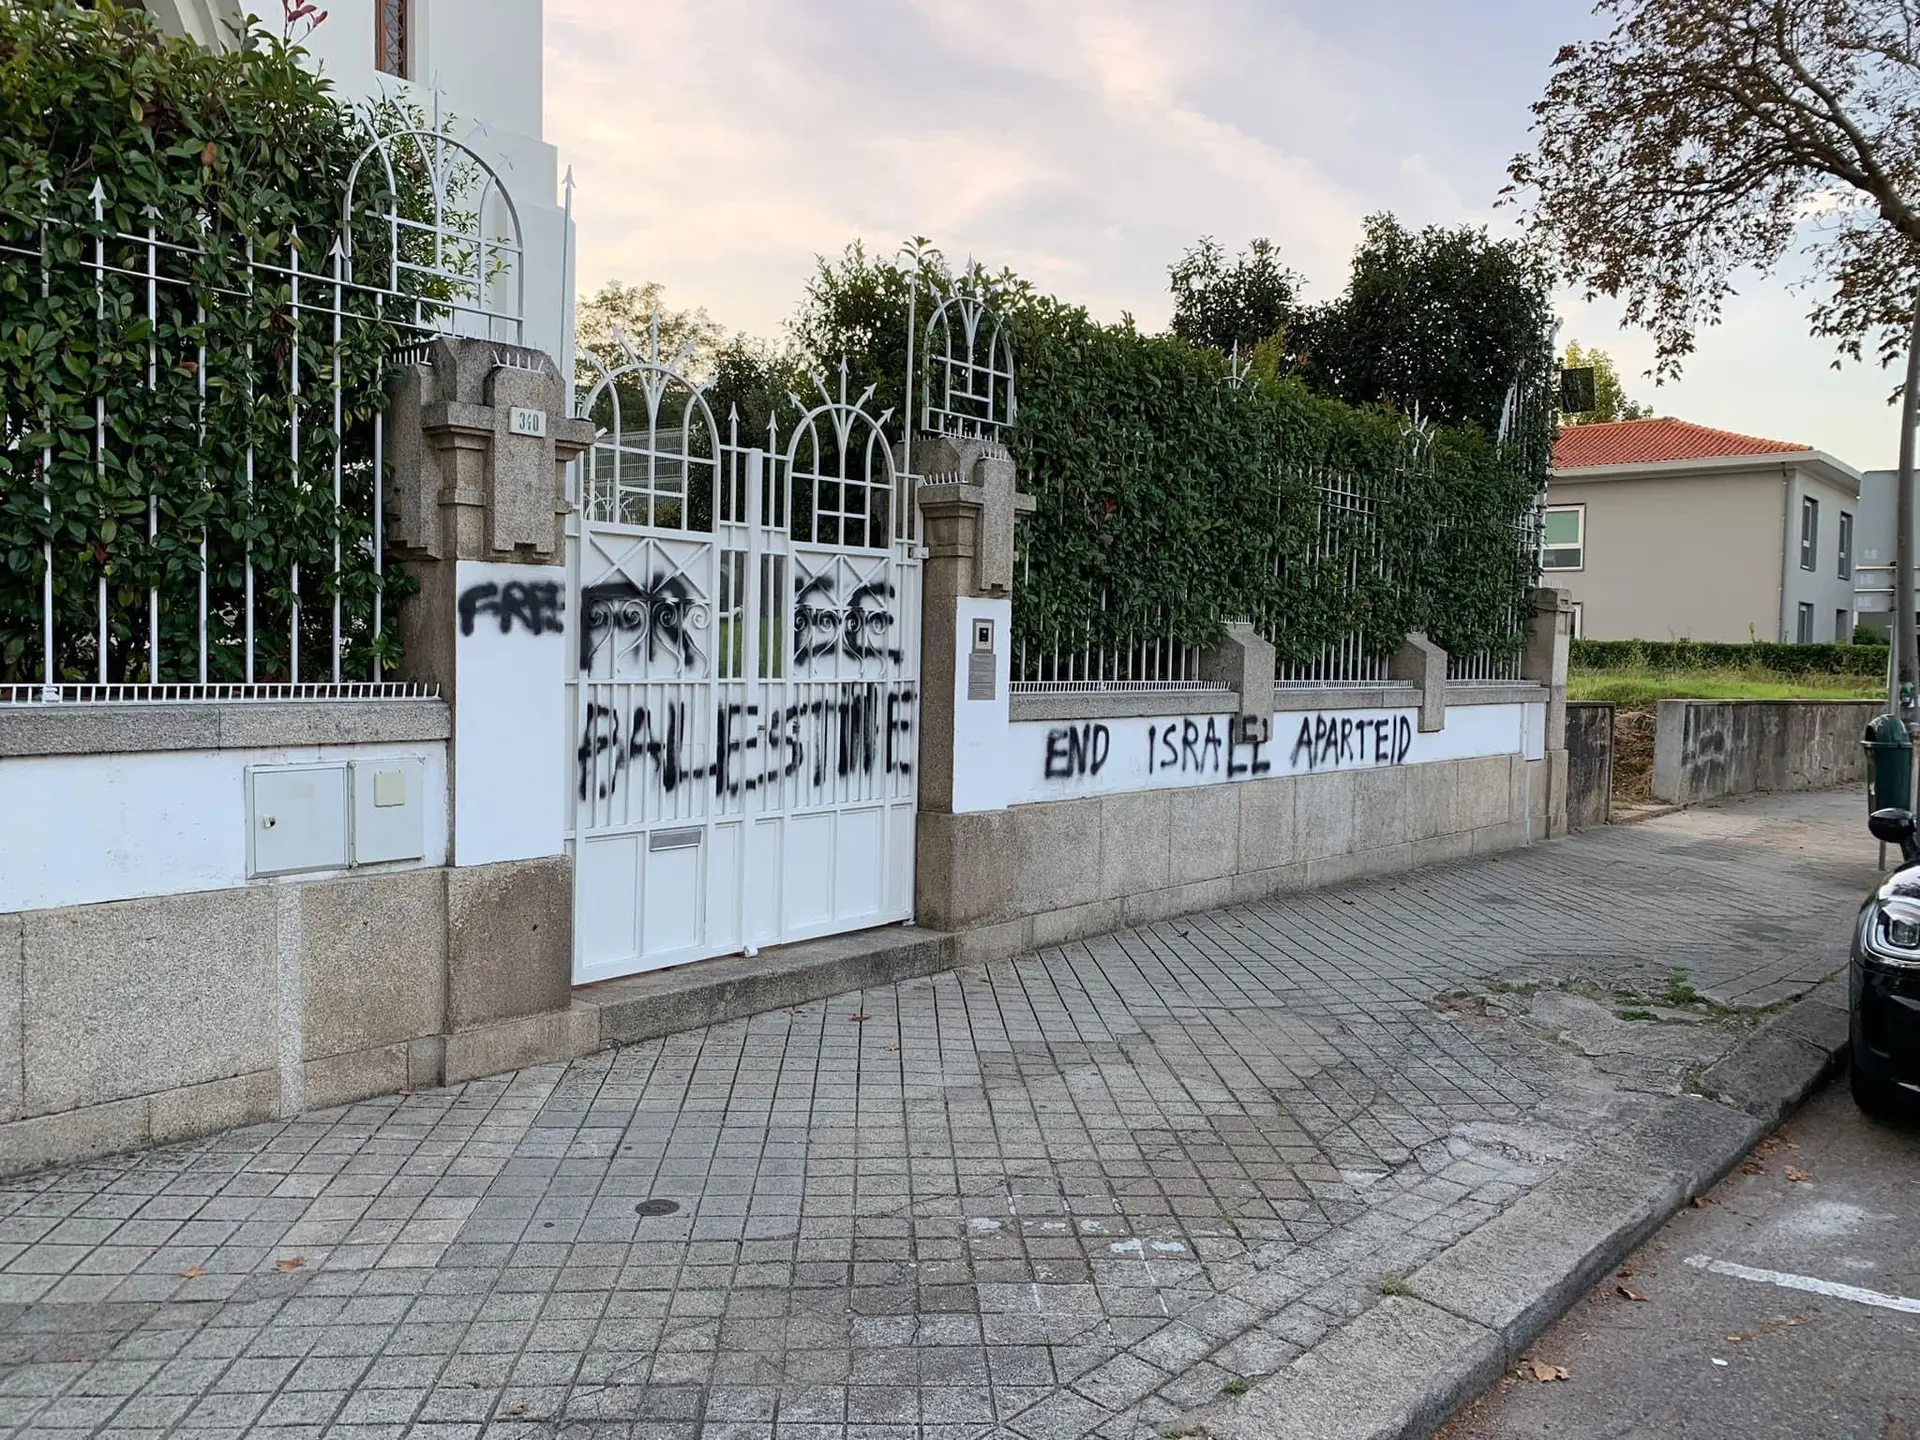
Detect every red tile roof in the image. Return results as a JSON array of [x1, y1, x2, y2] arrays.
[[1553, 418, 1811, 470]]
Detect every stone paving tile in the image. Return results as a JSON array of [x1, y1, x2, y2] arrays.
[[0, 790, 1879, 1439]]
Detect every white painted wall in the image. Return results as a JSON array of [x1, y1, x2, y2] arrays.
[[954, 699, 1545, 813], [453, 559, 568, 865], [0, 740, 447, 913], [296, 1, 545, 143], [951, 597, 1015, 800]]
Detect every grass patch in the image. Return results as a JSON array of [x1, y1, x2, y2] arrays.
[[1568, 666, 1881, 706], [1657, 968, 1704, 1007], [1379, 1273, 1417, 1298], [1615, 1007, 1658, 1022], [1220, 1379, 1251, 1397]]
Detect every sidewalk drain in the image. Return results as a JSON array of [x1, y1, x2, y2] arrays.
[[635, 1198, 680, 1217]]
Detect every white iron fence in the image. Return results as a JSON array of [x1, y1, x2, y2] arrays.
[[1010, 591, 1211, 693], [0, 125, 522, 703], [1272, 461, 1397, 688]]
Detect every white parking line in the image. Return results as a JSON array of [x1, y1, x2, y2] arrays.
[[1685, 1255, 1920, 1315]]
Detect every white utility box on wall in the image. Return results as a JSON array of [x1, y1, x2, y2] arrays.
[[247, 764, 350, 877], [245, 757, 429, 878], [350, 758, 426, 865]]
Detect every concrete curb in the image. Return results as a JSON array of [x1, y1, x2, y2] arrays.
[[573, 925, 957, 1049], [1609, 801, 1685, 826], [1183, 982, 1850, 1440]]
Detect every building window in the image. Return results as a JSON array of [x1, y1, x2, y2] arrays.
[[1567, 601, 1584, 638], [377, 0, 410, 78], [1838, 609, 1851, 644], [1800, 496, 1818, 571], [1796, 602, 1815, 644], [1839, 511, 1853, 580], [1541, 504, 1584, 571]]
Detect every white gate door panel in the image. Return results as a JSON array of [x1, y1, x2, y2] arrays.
[[566, 348, 921, 985]]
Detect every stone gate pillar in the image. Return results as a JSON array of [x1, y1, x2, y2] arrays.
[[1523, 585, 1574, 838], [912, 434, 1034, 931], [387, 337, 597, 1078]]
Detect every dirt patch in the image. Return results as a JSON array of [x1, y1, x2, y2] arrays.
[[1612, 707, 1655, 802]]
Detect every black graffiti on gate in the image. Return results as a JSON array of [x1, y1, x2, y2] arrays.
[[578, 684, 917, 801], [1288, 712, 1414, 770], [794, 573, 902, 666], [579, 574, 701, 672], [1148, 717, 1272, 778], [458, 580, 565, 637]]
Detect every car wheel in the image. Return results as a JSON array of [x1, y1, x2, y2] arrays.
[[1850, 1049, 1908, 1119]]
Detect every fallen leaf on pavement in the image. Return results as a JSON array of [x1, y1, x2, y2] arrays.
[[885, 1043, 899, 1052], [504, 1403, 528, 1416], [1525, 1359, 1570, 1383], [1616, 1286, 1648, 1302], [1786, 1165, 1810, 1183], [1691, 1195, 1721, 1207], [849, 1013, 869, 1023], [1727, 1333, 1752, 1343], [274, 1257, 306, 1272], [180, 1267, 204, 1279], [1739, 1162, 1766, 1176]]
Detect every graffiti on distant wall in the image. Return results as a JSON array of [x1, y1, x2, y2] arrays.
[[1036, 710, 1418, 788], [458, 580, 564, 638], [1043, 722, 1110, 779], [579, 683, 916, 801], [1287, 713, 1414, 771], [1148, 717, 1273, 779]]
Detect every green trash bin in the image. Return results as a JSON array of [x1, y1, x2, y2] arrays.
[[1864, 713, 1913, 817]]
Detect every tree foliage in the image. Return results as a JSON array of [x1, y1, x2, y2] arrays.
[[1168, 236, 1302, 359], [786, 243, 1549, 666], [1509, 0, 1920, 379], [1561, 340, 1653, 423], [576, 280, 724, 386], [0, 0, 422, 683], [1294, 214, 1557, 434], [575, 278, 806, 448]]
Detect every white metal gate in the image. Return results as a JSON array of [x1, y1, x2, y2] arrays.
[[566, 342, 922, 983]]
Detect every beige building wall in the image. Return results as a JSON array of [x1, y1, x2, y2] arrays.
[[1549, 468, 1789, 642]]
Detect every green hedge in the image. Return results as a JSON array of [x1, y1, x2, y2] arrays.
[[1570, 639, 1891, 676], [0, 1, 419, 683], [791, 248, 1553, 667]]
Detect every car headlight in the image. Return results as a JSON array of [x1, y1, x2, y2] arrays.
[[1866, 897, 1920, 964]]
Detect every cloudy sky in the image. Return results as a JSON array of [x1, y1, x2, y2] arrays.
[[545, 0, 1902, 470]]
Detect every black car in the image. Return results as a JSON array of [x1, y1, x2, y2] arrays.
[[1853, 809, 1920, 1115]]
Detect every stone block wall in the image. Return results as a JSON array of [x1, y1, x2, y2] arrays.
[[1651, 699, 1877, 806], [0, 857, 581, 1179], [1565, 702, 1614, 830], [918, 748, 1553, 961]]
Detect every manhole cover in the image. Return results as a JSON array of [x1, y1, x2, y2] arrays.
[[635, 1198, 680, 1217]]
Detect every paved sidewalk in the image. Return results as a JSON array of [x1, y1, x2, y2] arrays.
[[0, 790, 1881, 1440]]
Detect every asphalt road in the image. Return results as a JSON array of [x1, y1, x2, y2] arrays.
[[1442, 1078, 1920, 1440]]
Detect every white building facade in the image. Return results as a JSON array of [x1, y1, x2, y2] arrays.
[[140, 0, 571, 361]]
